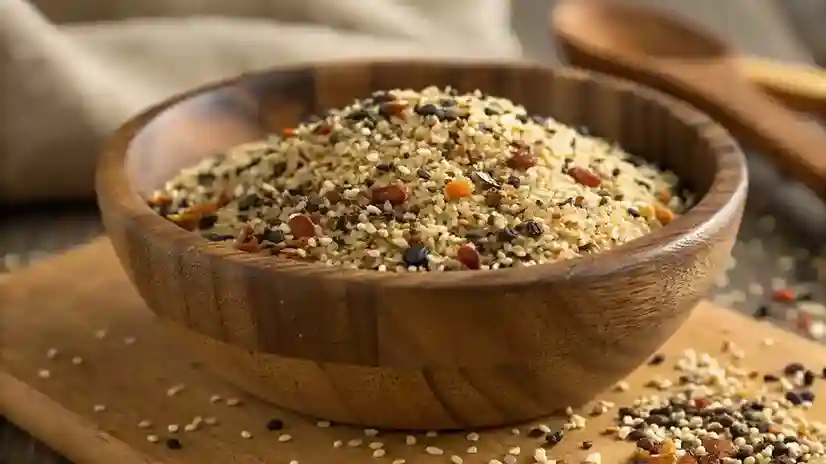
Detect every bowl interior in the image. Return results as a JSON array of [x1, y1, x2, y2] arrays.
[[125, 62, 721, 203]]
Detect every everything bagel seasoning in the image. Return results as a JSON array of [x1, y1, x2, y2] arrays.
[[148, 86, 690, 272]]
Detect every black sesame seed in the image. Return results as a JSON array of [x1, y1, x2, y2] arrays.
[[754, 305, 769, 319], [627, 207, 641, 218], [417, 167, 431, 180], [262, 229, 285, 244], [611, 168, 621, 178], [507, 175, 521, 188], [527, 427, 546, 438], [545, 430, 564, 447], [516, 114, 529, 124], [627, 430, 646, 441], [165, 438, 182, 450], [403, 244, 430, 268], [496, 228, 519, 243], [783, 363, 805, 376], [198, 214, 218, 229], [648, 353, 666, 366], [799, 390, 815, 402], [376, 163, 394, 172], [636, 437, 657, 452], [440, 98, 457, 107], [347, 109, 371, 120], [517, 221, 543, 238], [266, 419, 284, 431], [617, 407, 636, 419], [581, 440, 593, 450], [371, 92, 395, 103], [484, 107, 501, 116], [785, 391, 803, 405], [238, 193, 261, 210], [196, 172, 216, 186], [415, 104, 444, 119], [803, 370, 816, 386]]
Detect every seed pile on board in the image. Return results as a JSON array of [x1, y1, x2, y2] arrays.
[[608, 351, 825, 464], [148, 86, 689, 272]]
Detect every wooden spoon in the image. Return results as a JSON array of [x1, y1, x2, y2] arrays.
[[552, 1, 826, 200], [738, 57, 826, 117]]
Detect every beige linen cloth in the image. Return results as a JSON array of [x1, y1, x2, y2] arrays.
[[0, 0, 523, 205]]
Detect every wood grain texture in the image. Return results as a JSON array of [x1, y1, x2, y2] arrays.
[[737, 56, 826, 116], [95, 61, 747, 429], [552, 1, 826, 201], [2, 240, 826, 464]]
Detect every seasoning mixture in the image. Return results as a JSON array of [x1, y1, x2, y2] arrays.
[[148, 86, 690, 272]]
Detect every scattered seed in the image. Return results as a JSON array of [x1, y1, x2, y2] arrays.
[[209, 394, 222, 403], [425, 446, 444, 456], [316, 420, 331, 428], [93, 404, 106, 413], [405, 435, 417, 445], [467, 446, 478, 454], [165, 438, 182, 450], [372, 449, 386, 458], [648, 353, 666, 365], [37, 369, 50, 379], [146, 434, 159, 443], [94, 329, 107, 339], [71, 356, 84, 365], [278, 433, 292, 443], [138, 420, 152, 429], [46, 348, 59, 359], [204, 417, 218, 426], [225, 397, 241, 407], [167, 424, 179, 433], [266, 419, 284, 431], [240, 430, 252, 439]]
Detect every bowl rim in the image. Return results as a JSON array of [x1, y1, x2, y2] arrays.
[[96, 60, 748, 289]]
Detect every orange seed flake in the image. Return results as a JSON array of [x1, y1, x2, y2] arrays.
[[444, 178, 473, 200], [282, 127, 297, 137], [654, 203, 675, 225]]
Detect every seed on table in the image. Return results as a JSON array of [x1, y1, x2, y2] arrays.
[[240, 430, 252, 439], [37, 369, 50, 379], [138, 420, 152, 429], [372, 449, 386, 458], [71, 356, 83, 365], [146, 434, 159, 443], [648, 353, 666, 365], [225, 397, 241, 407], [266, 419, 284, 431], [405, 435, 416, 445], [46, 348, 59, 359], [93, 404, 106, 413], [278, 433, 292, 442], [425, 446, 444, 456], [165, 437, 182, 450], [450, 455, 463, 464], [167, 424, 179, 433]]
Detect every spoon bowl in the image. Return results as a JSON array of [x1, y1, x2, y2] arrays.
[[553, 1, 826, 201]]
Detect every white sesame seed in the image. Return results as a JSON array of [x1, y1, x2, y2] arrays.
[[425, 446, 444, 456], [93, 404, 106, 413], [584, 453, 602, 464], [467, 446, 478, 454], [71, 356, 83, 365], [240, 430, 252, 439], [451, 455, 464, 464], [425, 430, 438, 437], [405, 435, 417, 445], [278, 433, 292, 442], [466, 432, 479, 441], [508, 446, 521, 456], [37, 369, 50, 379], [372, 449, 386, 458], [503, 455, 517, 464], [347, 438, 363, 447], [488, 460, 503, 464], [209, 394, 222, 403], [184, 424, 197, 432], [391, 460, 406, 464], [368, 441, 384, 450], [316, 420, 331, 428], [204, 417, 218, 425], [138, 420, 152, 429], [167, 424, 179, 433], [511, 428, 521, 435], [225, 397, 241, 407], [289, 461, 299, 464], [46, 348, 59, 359], [538, 423, 552, 433], [166, 384, 186, 397], [94, 329, 107, 339], [146, 434, 159, 443], [762, 338, 775, 346], [363, 428, 379, 437], [123, 336, 137, 345], [534, 447, 550, 464], [333, 440, 343, 448]]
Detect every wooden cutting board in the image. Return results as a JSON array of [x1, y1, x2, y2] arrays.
[[1, 239, 825, 464]]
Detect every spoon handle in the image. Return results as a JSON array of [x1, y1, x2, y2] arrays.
[[737, 57, 826, 117], [670, 63, 826, 200]]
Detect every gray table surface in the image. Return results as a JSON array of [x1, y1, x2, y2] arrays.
[[2, 1, 826, 463]]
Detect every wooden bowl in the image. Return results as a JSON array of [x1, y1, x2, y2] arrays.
[[96, 61, 747, 430]]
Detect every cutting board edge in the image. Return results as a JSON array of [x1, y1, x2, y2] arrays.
[[0, 369, 160, 464]]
